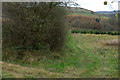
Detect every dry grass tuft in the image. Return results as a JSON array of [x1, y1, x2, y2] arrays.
[[101, 39, 119, 46]]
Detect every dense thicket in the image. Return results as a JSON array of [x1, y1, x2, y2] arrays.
[[66, 15, 118, 32], [2, 2, 67, 53]]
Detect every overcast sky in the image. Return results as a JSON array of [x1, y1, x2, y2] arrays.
[[74, 0, 119, 11]]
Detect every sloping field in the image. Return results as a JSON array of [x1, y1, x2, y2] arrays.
[[2, 33, 118, 78], [66, 7, 109, 19]]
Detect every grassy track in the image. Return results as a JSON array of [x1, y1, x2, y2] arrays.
[[2, 33, 118, 78]]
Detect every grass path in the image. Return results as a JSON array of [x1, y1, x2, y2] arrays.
[[2, 33, 118, 78], [70, 34, 118, 77]]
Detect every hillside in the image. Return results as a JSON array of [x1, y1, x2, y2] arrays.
[[95, 11, 117, 17], [66, 7, 109, 19], [67, 7, 93, 13], [65, 7, 118, 32]]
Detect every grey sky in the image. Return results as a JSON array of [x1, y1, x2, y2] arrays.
[[75, 0, 119, 11]]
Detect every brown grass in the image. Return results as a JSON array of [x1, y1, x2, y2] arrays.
[[2, 62, 62, 78], [101, 39, 119, 46], [65, 15, 102, 29]]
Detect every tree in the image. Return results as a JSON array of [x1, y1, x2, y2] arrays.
[[2, 2, 68, 54]]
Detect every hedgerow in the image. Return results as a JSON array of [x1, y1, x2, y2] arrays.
[[71, 30, 120, 35]]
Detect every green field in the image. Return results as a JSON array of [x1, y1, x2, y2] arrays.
[[68, 13, 109, 19], [2, 33, 118, 78], [67, 7, 109, 19], [68, 12, 98, 16]]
